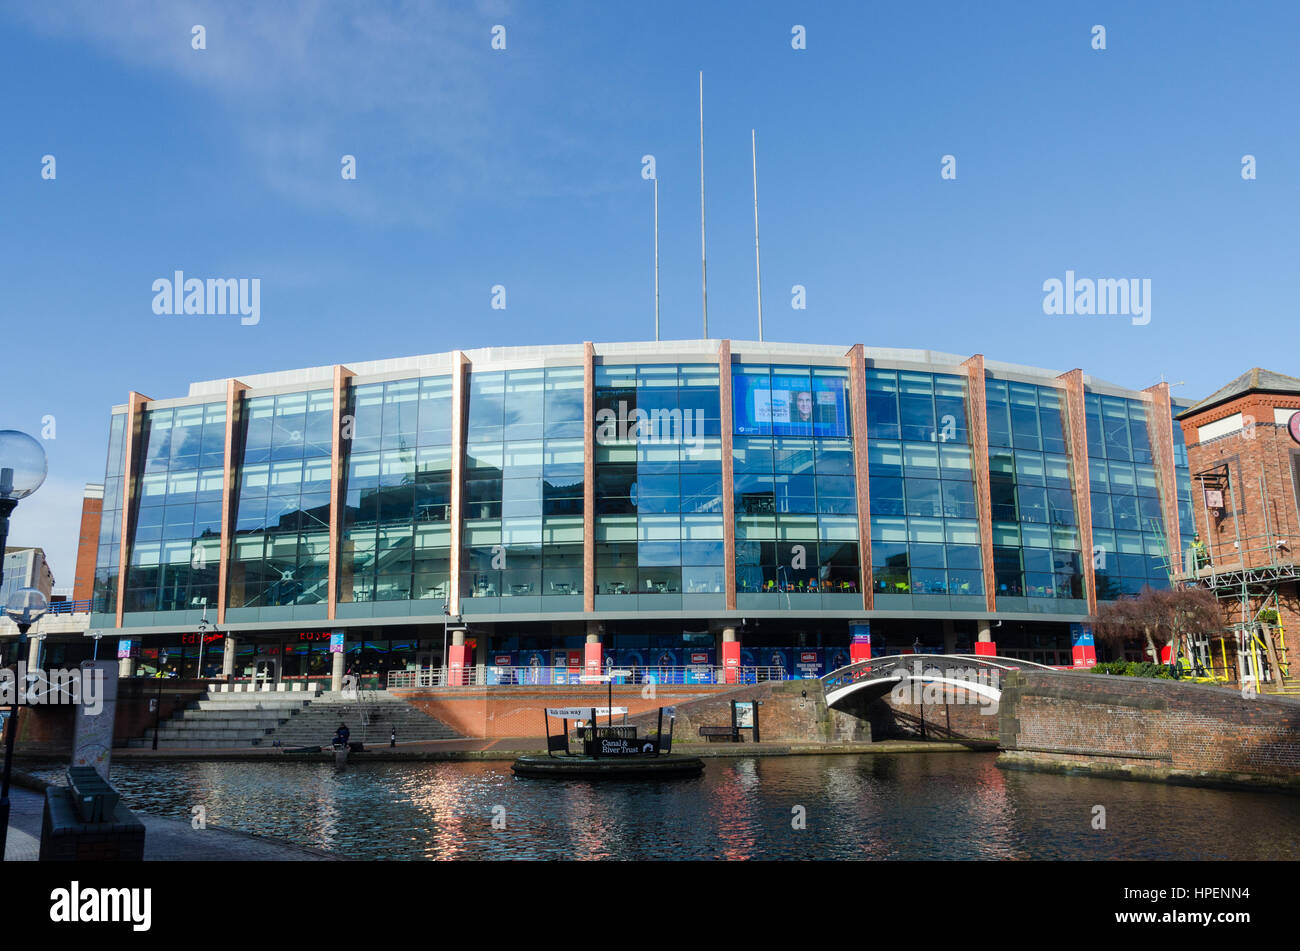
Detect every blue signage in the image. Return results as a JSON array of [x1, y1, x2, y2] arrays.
[[733, 370, 848, 438]]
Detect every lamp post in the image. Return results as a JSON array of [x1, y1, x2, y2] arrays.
[[0, 431, 47, 862], [1, 587, 49, 861], [91, 630, 102, 660]]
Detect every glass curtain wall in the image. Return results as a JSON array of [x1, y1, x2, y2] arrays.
[[227, 391, 333, 610], [91, 412, 128, 616], [338, 377, 453, 605], [1084, 393, 1173, 597], [124, 403, 226, 614], [865, 370, 983, 609], [594, 364, 724, 603], [732, 365, 858, 603], [986, 381, 1085, 608], [463, 368, 585, 606], [1172, 412, 1195, 564]]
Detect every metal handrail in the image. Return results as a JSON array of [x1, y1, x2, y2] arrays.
[[386, 665, 790, 689]]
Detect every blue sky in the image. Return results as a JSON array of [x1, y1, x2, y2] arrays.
[[2, 0, 1297, 582]]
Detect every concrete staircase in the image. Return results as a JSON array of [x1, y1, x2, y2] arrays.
[[129, 687, 462, 749], [258, 690, 461, 747], [130, 693, 316, 749]]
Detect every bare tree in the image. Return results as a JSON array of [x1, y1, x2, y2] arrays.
[[1092, 586, 1224, 662]]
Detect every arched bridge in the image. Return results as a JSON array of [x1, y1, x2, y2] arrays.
[[821, 654, 1061, 708]]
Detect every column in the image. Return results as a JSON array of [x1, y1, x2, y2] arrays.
[[961, 356, 997, 614], [719, 340, 737, 611], [1143, 381, 1182, 577], [331, 647, 344, 692], [847, 345, 874, 610], [849, 620, 872, 663], [975, 619, 996, 656], [584, 620, 603, 678], [448, 627, 471, 686], [115, 391, 151, 629], [719, 624, 739, 684], [583, 342, 596, 612], [942, 620, 956, 654], [221, 634, 237, 682], [448, 352, 468, 618], [1058, 369, 1096, 615], [217, 379, 247, 625], [26, 635, 41, 671], [118, 656, 135, 679], [327, 365, 354, 621]]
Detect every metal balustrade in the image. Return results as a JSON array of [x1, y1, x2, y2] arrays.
[[387, 665, 791, 689]]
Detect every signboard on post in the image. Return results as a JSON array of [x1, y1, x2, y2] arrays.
[[73, 660, 118, 781], [329, 631, 344, 654]]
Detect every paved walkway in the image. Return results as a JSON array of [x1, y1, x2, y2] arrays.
[[2, 786, 340, 861]]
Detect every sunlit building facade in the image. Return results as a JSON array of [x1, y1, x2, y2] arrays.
[[87, 341, 1193, 681]]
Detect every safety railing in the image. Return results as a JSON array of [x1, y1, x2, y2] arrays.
[[43, 600, 92, 615], [387, 665, 790, 689]]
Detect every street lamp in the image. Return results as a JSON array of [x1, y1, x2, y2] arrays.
[[1, 586, 49, 861]]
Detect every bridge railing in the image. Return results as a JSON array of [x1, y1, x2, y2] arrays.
[[821, 653, 1060, 691]]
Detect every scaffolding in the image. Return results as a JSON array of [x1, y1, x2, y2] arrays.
[[1157, 466, 1297, 691]]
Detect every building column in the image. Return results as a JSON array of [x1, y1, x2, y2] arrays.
[[221, 634, 237, 681], [719, 625, 740, 683], [327, 365, 355, 621], [331, 647, 344, 692], [847, 344, 874, 610], [942, 620, 957, 654], [115, 391, 151, 629], [961, 356, 997, 614], [584, 620, 603, 678], [448, 352, 468, 618], [26, 635, 41, 671], [719, 341, 737, 612], [1059, 369, 1096, 615], [448, 627, 471, 686], [118, 656, 135, 679], [1143, 381, 1182, 577], [217, 379, 248, 625], [583, 342, 596, 612], [975, 619, 996, 657]]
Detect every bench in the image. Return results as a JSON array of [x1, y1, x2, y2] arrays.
[[698, 726, 741, 743]]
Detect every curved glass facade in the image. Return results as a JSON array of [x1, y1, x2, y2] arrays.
[[91, 342, 1193, 641]]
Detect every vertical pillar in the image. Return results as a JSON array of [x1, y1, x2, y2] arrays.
[[847, 345, 873, 610], [115, 391, 151, 629], [584, 621, 602, 678], [719, 625, 739, 683], [448, 352, 469, 618], [975, 619, 996, 656], [1143, 381, 1182, 577], [221, 634, 237, 681], [942, 619, 956, 654], [961, 357, 997, 614], [331, 647, 344, 692], [583, 342, 596, 612], [26, 635, 41, 671], [719, 340, 737, 611], [1058, 369, 1096, 615], [118, 656, 135, 679], [849, 621, 872, 663], [217, 379, 247, 625], [1070, 622, 1097, 668], [448, 627, 470, 686], [327, 365, 355, 621]]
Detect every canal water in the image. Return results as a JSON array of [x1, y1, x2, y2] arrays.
[[34, 753, 1300, 860]]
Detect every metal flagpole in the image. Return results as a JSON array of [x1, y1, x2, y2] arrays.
[[752, 128, 763, 342], [699, 70, 708, 338]]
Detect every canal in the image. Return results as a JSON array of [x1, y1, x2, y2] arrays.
[[35, 753, 1300, 860]]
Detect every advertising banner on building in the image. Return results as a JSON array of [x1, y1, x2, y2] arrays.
[[794, 649, 823, 678], [1070, 623, 1097, 668], [329, 631, 344, 654]]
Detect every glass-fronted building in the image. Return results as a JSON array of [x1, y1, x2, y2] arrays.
[[87, 341, 1193, 680]]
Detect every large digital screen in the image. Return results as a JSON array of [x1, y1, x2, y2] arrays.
[[733, 370, 848, 437]]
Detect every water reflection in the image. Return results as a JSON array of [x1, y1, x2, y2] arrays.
[[33, 754, 1300, 861]]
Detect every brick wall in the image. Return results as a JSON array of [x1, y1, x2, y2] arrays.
[[392, 684, 730, 738], [72, 495, 102, 603], [999, 670, 1300, 780], [10, 680, 207, 754]]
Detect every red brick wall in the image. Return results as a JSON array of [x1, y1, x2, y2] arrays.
[[72, 495, 102, 603], [393, 684, 730, 738], [999, 671, 1300, 779]]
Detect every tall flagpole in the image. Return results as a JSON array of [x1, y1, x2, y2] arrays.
[[752, 129, 763, 342], [699, 70, 708, 338], [654, 177, 660, 341]]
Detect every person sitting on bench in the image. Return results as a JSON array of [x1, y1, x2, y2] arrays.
[[333, 723, 350, 748]]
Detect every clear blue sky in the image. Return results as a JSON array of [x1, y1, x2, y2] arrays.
[[2, 0, 1297, 583]]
